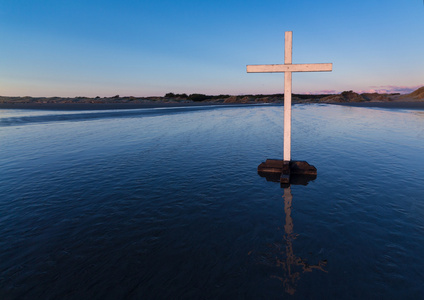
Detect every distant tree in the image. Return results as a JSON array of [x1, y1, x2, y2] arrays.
[[165, 93, 188, 99], [188, 93, 209, 101]]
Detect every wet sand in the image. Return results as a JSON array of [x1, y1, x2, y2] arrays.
[[331, 101, 424, 109], [0, 102, 231, 111]]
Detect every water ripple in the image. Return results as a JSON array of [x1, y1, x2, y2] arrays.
[[0, 104, 423, 299]]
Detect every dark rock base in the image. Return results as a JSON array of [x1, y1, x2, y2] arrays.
[[258, 159, 317, 186]]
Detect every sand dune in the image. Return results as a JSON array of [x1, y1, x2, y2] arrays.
[[402, 86, 424, 99]]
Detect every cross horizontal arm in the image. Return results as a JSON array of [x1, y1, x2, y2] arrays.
[[247, 63, 332, 73]]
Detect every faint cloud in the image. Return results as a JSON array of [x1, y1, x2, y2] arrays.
[[359, 85, 422, 94]]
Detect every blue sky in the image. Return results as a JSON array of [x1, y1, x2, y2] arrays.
[[0, 0, 423, 97]]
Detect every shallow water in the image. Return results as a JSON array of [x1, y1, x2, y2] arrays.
[[1, 104, 423, 299]]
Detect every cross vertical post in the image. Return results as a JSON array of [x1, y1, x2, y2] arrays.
[[284, 31, 292, 162]]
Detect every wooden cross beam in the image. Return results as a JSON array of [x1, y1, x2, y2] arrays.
[[247, 31, 332, 162]]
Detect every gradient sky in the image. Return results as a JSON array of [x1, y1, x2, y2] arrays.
[[1, 0, 423, 97]]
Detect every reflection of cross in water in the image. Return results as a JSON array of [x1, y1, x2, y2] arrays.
[[272, 187, 327, 295]]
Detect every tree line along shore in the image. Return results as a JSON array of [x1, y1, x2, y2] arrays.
[[0, 87, 423, 106]]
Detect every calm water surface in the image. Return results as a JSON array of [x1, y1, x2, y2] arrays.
[[1, 104, 423, 299]]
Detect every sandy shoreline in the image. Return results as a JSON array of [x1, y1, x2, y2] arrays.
[[330, 101, 424, 109], [0, 102, 234, 111], [1, 100, 423, 111]]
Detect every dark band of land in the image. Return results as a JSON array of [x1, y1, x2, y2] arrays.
[[1, 100, 424, 111], [1, 87, 423, 110]]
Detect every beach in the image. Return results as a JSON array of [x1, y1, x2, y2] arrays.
[[332, 101, 424, 109], [0, 101, 227, 111]]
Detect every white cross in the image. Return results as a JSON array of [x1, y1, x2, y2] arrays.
[[247, 31, 332, 162]]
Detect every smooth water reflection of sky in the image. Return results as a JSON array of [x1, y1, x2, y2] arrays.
[[0, 104, 423, 299]]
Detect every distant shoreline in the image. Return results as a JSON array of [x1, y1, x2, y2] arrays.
[[1, 100, 424, 111], [1, 89, 424, 111]]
